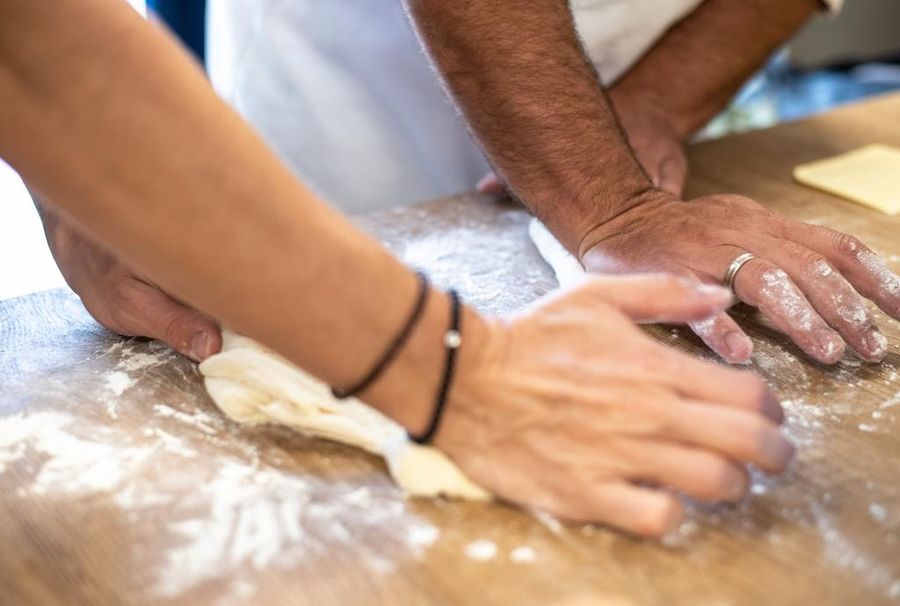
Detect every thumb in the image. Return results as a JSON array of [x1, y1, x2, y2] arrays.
[[476, 172, 507, 195], [582, 274, 734, 324], [656, 154, 688, 197], [121, 280, 222, 361]]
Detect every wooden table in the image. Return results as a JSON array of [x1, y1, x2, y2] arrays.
[[2, 93, 900, 606]]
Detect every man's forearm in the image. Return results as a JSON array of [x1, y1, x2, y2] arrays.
[[403, 0, 653, 255], [612, 0, 819, 138]]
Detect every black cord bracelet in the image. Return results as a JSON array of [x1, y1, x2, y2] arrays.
[[408, 288, 462, 445], [332, 271, 430, 400]]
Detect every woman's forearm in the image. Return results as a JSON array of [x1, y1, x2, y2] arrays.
[[0, 0, 478, 431]]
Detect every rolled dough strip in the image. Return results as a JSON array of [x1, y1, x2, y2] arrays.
[[528, 218, 585, 288], [200, 332, 490, 500]]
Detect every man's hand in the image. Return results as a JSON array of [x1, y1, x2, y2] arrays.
[[478, 91, 688, 198], [42, 211, 221, 361], [580, 191, 899, 364], [608, 91, 688, 197]]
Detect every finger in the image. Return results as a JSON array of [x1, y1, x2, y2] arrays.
[[655, 153, 688, 197], [752, 238, 886, 361], [584, 274, 734, 324], [652, 343, 784, 423], [787, 223, 900, 320], [553, 481, 684, 537], [732, 257, 845, 364], [476, 172, 507, 196], [660, 401, 794, 473], [618, 437, 749, 503], [117, 278, 222, 361], [689, 311, 754, 364]]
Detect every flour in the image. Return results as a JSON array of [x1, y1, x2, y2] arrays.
[[0, 411, 155, 496], [760, 269, 815, 332], [817, 259, 875, 335], [510, 545, 537, 563], [1, 400, 440, 599], [858, 250, 900, 299], [153, 403, 221, 435], [465, 539, 498, 561], [117, 351, 171, 372], [399, 217, 552, 315], [157, 464, 441, 595], [869, 503, 888, 523], [106, 371, 136, 396], [880, 394, 900, 410], [815, 260, 834, 278]]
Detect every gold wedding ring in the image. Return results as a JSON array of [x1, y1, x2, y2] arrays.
[[724, 252, 756, 293]]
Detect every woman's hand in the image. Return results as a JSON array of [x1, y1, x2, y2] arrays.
[[41, 209, 221, 361], [438, 274, 792, 537]]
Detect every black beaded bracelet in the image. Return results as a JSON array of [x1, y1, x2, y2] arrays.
[[408, 288, 462, 445], [332, 271, 430, 400]]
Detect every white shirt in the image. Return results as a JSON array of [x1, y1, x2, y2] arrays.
[[208, 0, 841, 214]]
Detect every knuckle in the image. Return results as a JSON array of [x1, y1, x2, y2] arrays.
[[796, 250, 830, 279], [832, 232, 866, 260], [162, 313, 195, 353], [738, 258, 771, 288]]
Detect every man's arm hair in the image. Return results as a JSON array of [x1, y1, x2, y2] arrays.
[[611, 0, 820, 139], [402, 0, 654, 255]]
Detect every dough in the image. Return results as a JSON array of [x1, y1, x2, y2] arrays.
[[794, 144, 900, 216], [528, 219, 585, 288], [199, 332, 489, 500]]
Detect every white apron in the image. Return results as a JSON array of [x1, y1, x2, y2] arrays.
[[207, 0, 838, 213]]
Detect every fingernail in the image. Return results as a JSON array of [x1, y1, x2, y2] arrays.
[[771, 436, 796, 472], [765, 392, 785, 425], [865, 327, 888, 360], [190, 331, 212, 361], [724, 331, 752, 360], [817, 331, 844, 362]]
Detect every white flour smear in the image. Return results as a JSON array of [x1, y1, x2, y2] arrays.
[[858, 250, 900, 299], [465, 539, 498, 561], [760, 269, 816, 333], [155, 466, 440, 596], [0, 402, 440, 599], [99, 343, 177, 419]]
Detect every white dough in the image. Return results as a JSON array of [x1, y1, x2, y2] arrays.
[[528, 219, 585, 288], [199, 332, 489, 500]]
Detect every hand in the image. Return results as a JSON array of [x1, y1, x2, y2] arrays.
[[608, 89, 688, 196], [580, 191, 900, 364], [476, 92, 687, 197], [440, 275, 792, 537], [42, 210, 221, 361]]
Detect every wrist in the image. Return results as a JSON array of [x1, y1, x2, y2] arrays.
[[575, 188, 675, 262], [360, 287, 496, 438]]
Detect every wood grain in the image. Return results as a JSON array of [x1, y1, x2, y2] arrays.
[[2, 93, 900, 606]]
